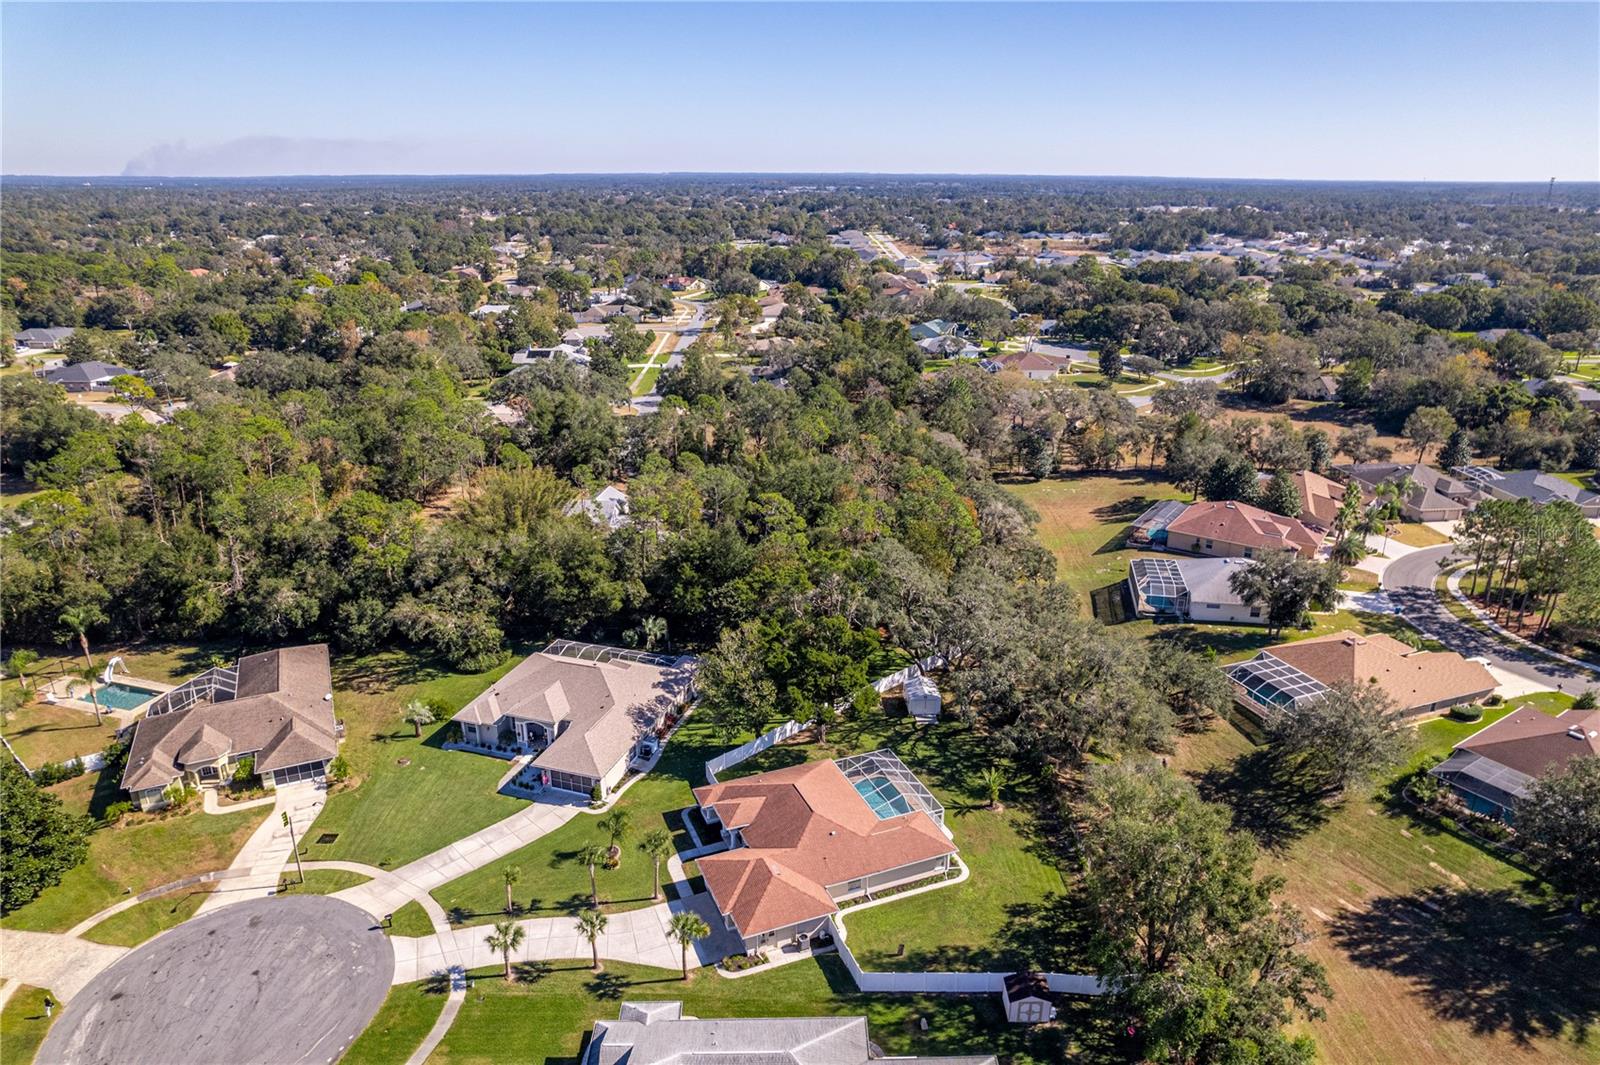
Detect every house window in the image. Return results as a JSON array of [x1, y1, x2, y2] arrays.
[[1249, 607, 1261, 618], [1242, 548, 1253, 558]]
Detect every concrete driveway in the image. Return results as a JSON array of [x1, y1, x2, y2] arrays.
[[38, 896, 393, 1065], [1382, 544, 1600, 693]]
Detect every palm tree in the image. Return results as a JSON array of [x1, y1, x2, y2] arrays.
[[7, 650, 40, 697], [579, 843, 608, 908], [576, 909, 609, 972], [75, 664, 104, 725], [666, 911, 710, 980], [485, 919, 525, 982], [58, 605, 104, 674], [598, 808, 631, 867], [639, 828, 673, 901], [976, 766, 1006, 810], [502, 865, 521, 914], [640, 616, 667, 652], [402, 699, 436, 738]]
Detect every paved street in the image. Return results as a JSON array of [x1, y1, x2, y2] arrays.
[[37, 897, 393, 1065], [1382, 544, 1600, 693]]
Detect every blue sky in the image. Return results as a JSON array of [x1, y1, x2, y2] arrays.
[[3, 2, 1596, 180]]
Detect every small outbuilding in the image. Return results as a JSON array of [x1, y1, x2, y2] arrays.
[[903, 670, 943, 723], [1001, 972, 1058, 1024]]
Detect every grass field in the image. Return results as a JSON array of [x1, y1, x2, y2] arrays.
[[341, 981, 449, 1065], [0, 986, 56, 1065], [0, 699, 120, 770], [387, 900, 437, 938], [430, 717, 733, 927], [0, 804, 268, 933], [1387, 522, 1452, 549], [398, 957, 1076, 1065], [80, 886, 213, 947], [1170, 706, 1600, 1065]]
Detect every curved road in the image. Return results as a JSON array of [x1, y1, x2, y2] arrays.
[[1382, 544, 1599, 692]]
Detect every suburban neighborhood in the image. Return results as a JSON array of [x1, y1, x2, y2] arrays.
[[2, 5, 1598, 1064]]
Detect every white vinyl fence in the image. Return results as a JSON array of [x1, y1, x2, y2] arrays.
[[830, 916, 1104, 997], [704, 719, 803, 784]]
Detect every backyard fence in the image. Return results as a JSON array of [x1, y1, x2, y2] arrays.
[[704, 719, 803, 784], [830, 916, 1105, 997]]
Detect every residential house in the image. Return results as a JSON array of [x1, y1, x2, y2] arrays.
[[121, 646, 340, 811], [1126, 557, 1264, 625], [1287, 470, 1347, 531], [1525, 378, 1600, 412], [1126, 499, 1190, 546], [1335, 463, 1481, 522], [512, 343, 590, 366], [586, 1002, 997, 1065], [662, 275, 694, 291], [450, 641, 695, 798], [567, 484, 631, 530], [15, 326, 77, 350], [1163, 500, 1322, 559], [1429, 706, 1600, 823], [909, 319, 955, 341], [693, 752, 957, 952], [990, 350, 1066, 381], [1455, 466, 1600, 518], [1225, 630, 1496, 720], [41, 361, 135, 393]]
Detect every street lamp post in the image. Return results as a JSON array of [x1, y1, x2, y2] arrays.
[[282, 811, 304, 885]]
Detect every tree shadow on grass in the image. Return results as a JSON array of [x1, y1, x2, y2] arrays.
[[1193, 746, 1332, 852], [1328, 886, 1600, 1047]]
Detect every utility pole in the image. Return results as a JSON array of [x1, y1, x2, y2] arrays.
[[1548, 177, 1556, 202], [282, 811, 304, 885]]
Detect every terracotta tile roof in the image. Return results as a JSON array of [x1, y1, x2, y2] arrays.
[[1453, 707, 1600, 777], [1166, 500, 1321, 556], [693, 760, 956, 938], [121, 645, 337, 792], [1267, 630, 1496, 712]]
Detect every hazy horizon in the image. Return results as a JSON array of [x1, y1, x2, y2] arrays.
[[3, 2, 1597, 183]]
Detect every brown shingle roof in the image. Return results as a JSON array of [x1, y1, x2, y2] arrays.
[[693, 760, 956, 938], [121, 645, 337, 792], [1454, 707, 1600, 777], [1166, 500, 1322, 556], [1266, 630, 1496, 712], [1293, 471, 1346, 529]]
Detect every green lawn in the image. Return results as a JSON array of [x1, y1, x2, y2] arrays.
[[80, 887, 212, 947], [0, 985, 56, 1065], [1387, 522, 1452, 549], [274, 868, 372, 896], [1002, 472, 1187, 613], [430, 717, 735, 927], [298, 647, 533, 870], [341, 981, 448, 1065], [0, 698, 120, 770], [0, 805, 268, 933], [1171, 707, 1600, 1065], [387, 900, 437, 938], [718, 714, 1072, 974], [416, 957, 1075, 1065]]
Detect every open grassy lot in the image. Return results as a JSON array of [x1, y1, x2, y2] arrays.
[[430, 716, 734, 926], [0, 985, 56, 1065], [717, 713, 1071, 975], [1171, 704, 1599, 1065], [1003, 471, 1187, 612], [298, 647, 533, 870], [0, 804, 268, 933], [81, 886, 213, 947], [409, 957, 1078, 1065], [0, 699, 120, 770], [1387, 522, 1452, 549]]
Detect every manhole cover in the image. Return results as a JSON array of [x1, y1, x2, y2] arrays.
[[396, 757, 411, 766], [315, 833, 339, 845]]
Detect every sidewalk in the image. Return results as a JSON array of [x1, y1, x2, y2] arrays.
[[0, 930, 129, 1003]]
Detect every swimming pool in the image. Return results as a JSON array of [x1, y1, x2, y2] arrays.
[[93, 681, 161, 711], [852, 775, 915, 819]]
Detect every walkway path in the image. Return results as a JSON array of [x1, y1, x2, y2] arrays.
[[386, 892, 738, 984], [332, 801, 581, 923], [403, 969, 466, 1065], [194, 781, 327, 916], [0, 930, 129, 1003]]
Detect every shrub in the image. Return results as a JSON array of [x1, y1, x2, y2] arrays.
[[326, 755, 350, 783], [720, 951, 769, 972], [1574, 689, 1598, 710], [231, 756, 255, 784], [161, 781, 194, 807], [1483, 694, 1504, 708], [101, 800, 134, 823], [590, 784, 603, 804], [32, 760, 85, 787], [1450, 704, 1485, 722]]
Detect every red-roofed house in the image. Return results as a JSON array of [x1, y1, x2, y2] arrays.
[[1165, 500, 1322, 559], [693, 751, 957, 952]]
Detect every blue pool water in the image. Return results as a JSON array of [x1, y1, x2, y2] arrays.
[[853, 775, 914, 819], [93, 681, 160, 711]]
